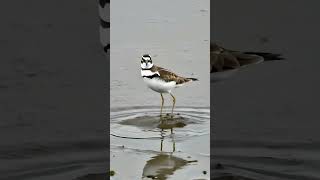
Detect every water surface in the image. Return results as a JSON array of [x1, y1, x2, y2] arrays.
[[212, 1, 320, 179], [110, 0, 210, 179]]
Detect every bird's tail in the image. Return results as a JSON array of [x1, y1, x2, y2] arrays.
[[187, 78, 198, 81], [244, 52, 285, 61]]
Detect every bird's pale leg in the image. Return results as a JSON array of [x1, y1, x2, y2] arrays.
[[171, 129, 176, 152], [170, 93, 176, 117], [160, 129, 164, 151], [160, 93, 164, 117], [160, 139, 163, 151]]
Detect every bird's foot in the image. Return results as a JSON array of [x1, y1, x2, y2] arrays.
[[170, 114, 174, 119]]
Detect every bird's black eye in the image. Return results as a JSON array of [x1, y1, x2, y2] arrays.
[[141, 60, 143, 63]]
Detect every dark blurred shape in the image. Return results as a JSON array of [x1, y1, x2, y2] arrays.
[[99, 0, 110, 8], [100, 18, 110, 28], [104, 44, 110, 53]]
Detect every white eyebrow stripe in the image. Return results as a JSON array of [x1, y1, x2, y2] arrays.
[[142, 56, 151, 61]]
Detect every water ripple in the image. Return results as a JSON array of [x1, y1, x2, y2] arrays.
[[110, 106, 210, 141]]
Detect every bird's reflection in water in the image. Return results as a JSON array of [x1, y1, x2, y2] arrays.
[[142, 120, 196, 180], [119, 113, 187, 130], [158, 115, 186, 133], [142, 154, 189, 180]]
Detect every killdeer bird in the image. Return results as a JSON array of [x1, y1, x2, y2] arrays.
[[211, 43, 284, 82], [140, 54, 198, 117]]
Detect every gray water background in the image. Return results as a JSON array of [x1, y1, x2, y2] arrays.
[[110, 0, 210, 179], [110, 0, 210, 108], [212, 0, 320, 179], [1, 0, 319, 179], [0, 1, 108, 179]]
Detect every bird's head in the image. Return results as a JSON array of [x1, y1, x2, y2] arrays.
[[141, 54, 153, 69]]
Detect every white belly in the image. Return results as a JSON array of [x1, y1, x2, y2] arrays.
[[143, 77, 176, 93]]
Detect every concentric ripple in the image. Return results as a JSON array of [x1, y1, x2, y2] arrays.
[[110, 106, 210, 141], [110, 106, 210, 179]]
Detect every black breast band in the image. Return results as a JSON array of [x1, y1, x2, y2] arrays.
[[142, 74, 160, 79]]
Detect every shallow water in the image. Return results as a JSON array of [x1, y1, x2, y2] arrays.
[[110, 0, 210, 108], [0, 0, 109, 179], [0, 0, 210, 179], [110, 0, 210, 179], [212, 0, 320, 179], [110, 107, 210, 179]]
